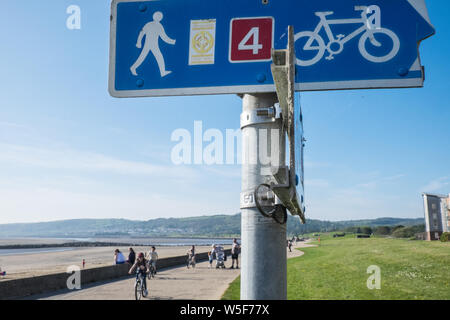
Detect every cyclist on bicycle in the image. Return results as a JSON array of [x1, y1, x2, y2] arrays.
[[128, 252, 149, 296], [147, 246, 158, 276]]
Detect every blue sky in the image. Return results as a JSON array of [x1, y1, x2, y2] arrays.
[[0, 0, 449, 223]]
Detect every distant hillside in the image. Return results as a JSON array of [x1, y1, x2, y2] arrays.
[[0, 214, 424, 238]]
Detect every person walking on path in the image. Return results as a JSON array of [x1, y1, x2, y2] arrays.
[[288, 240, 292, 252], [230, 238, 240, 269], [208, 244, 216, 269], [187, 245, 196, 269]]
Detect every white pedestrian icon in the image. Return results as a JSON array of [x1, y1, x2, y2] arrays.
[[130, 11, 176, 77]]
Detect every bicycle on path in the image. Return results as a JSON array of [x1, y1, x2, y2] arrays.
[[134, 270, 148, 300]]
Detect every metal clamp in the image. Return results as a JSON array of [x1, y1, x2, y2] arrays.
[[240, 105, 281, 129], [240, 185, 282, 209]]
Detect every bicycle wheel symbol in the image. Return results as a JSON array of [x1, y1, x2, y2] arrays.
[[295, 28, 400, 66], [294, 31, 326, 67], [358, 29, 400, 63]]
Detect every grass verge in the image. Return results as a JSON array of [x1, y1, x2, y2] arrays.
[[222, 235, 450, 300]]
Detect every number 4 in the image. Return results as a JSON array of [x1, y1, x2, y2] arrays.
[[238, 27, 263, 54]]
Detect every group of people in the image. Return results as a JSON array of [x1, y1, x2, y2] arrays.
[[112, 247, 159, 297], [114, 246, 158, 266], [111, 239, 241, 297], [208, 238, 241, 269]]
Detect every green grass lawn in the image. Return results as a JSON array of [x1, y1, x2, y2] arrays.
[[221, 235, 450, 300]]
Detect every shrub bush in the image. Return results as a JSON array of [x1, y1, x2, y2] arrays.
[[391, 225, 405, 232], [374, 226, 392, 235], [392, 224, 425, 238], [360, 226, 373, 235], [333, 232, 345, 238], [440, 232, 450, 242]]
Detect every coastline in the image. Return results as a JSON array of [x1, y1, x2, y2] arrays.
[[0, 236, 238, 248]]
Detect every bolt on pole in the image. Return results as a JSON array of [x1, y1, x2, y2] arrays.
[[240, 92, 287, 300]]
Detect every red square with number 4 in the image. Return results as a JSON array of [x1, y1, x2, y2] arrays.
[[229, 17, 274, 63]]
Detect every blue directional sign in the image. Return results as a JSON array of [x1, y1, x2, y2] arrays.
[[109, 0, 435, 97]]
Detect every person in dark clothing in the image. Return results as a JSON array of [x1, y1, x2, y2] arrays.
[[129, 252, 149, 296], [127, 247, 136, 265], [230, 238, 240, 269]]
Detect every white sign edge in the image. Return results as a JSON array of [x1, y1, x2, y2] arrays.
[[108, 0, 425, 98], [407, 0, 433, 26], [109, 78, 423, 98]]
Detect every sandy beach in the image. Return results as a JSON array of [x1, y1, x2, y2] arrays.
[[0, 244, 228, 280]]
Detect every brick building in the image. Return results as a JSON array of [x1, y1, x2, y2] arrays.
[[422, 193, 450, 240]]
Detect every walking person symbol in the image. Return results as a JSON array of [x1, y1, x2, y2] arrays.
[[130, 11, 176, 77]]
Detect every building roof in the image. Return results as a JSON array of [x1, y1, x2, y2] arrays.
[[422, 192, 449, 199]]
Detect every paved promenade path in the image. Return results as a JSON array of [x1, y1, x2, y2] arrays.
[[30, 242, 314, 300]]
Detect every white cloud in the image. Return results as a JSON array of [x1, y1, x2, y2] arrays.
[[0, 143, 242, 223], [0, 143, 197, 179], [420, 176, 450, 193], [304, 161, 331, 169], [306, 178, 330, 188], [356, 174, 406, 189], [0, 186, 238, 224], [307, 187, 419, 221], [0, 121, 27, 129], [304, 173, 417, 220]]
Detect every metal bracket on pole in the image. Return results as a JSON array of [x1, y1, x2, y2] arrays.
[[240, 105, 281, 129], [270, 26, 306, 224]]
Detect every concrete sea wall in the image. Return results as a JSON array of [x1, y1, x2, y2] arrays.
[[0, 249, 231, 300]]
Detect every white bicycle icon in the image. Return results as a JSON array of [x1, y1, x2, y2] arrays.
[[295, 6, 400, 66]]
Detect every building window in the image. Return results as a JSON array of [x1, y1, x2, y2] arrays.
[[432, 203, 437, 210]]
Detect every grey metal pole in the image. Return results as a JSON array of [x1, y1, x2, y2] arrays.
[[240, 92, 287, 300]]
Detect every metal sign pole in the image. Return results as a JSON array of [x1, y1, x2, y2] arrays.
[[240, 92, 287, 300]]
